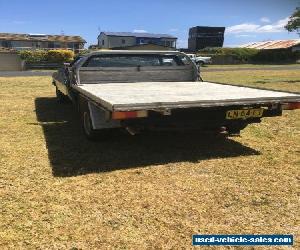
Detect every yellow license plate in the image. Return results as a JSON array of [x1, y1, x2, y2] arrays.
[[226, 108, 264, 120]]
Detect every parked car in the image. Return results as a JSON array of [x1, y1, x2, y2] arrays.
[[186, 53, 212, 65], [52, 50, 300, 140]]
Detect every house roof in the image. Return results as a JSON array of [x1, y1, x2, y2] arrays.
[[240, 39, 300, 50], [0, 33, 86, 43], [99, 32, 177, 39]]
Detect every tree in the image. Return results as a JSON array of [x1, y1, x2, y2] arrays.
[[285, 7, 300, 34]]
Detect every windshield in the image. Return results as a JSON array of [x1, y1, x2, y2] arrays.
[[82, 54, 191, 67]]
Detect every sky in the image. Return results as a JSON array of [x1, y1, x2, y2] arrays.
[[0, 0, 299, 48]]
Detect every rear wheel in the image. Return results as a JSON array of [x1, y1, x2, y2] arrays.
[[82, 109, 98, 140], [78, 96, 116, 141], [227, 123, 249, 135], [196, 61, 204, 66], [78, 97, 98, 140]]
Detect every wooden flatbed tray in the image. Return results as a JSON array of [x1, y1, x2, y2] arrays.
[[73, 81, 300, 111]]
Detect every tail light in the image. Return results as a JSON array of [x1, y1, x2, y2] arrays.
[[282, 102, 300, 110], [111, 110, 148, 120]]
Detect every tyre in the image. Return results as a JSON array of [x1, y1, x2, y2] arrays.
[[82, 109, 98, 140], [196, 61, 204, 66], [78, 97, 98, 140], [78, 96, 114, 141], [56, 87, 68, 103], [228, 123, 248, 135]]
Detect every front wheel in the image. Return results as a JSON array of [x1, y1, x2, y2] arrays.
[[196, 61, 204, 66]]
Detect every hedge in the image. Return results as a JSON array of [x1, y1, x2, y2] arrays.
[[252, 49, 300, 63], [18, 50, 47, 62], [47, 50, 74, 62], [18, 49, 74, 63], [197, 47, 300, 63]]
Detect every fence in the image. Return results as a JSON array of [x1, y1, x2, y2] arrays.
[[24, 61, 62, 70], [0, 52, 23, 71]]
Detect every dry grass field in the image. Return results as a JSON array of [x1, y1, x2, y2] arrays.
[[0, 68, 299, 249]]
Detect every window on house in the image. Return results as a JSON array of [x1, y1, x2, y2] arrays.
[[102, 40, 104, 46], [1, 41, 12, 48], [67, 43, 73, 49], [54, 42, 61, 48], [48, 42, 54, 48], [121, 39, 126, 44]]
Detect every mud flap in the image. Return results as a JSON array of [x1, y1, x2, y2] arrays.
[[88, 102, 121, 129]]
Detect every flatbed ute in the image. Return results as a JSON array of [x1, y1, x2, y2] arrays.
[[52, 50, 300, 140]]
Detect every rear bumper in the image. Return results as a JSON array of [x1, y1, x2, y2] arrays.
[[119, 105, 282, 133]]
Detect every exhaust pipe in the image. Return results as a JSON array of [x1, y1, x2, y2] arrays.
[[219, 126, 228, 134], [126, 126, 138, 136]]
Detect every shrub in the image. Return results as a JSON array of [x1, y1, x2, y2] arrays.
[[18, 49, 74, 63], [197, 47, 299, 63], [197, 47, 259, 63], [19, 50, 48, 62], [47, 50, 74, 63], [252, 49, 299, 63], [77, 49, 90, 56]]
